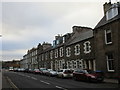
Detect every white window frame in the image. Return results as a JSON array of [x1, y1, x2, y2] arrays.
[[74, 44, 80, 55], [66, 47, 71, 57], [105, 29, 112, 45], [83, 41, 91, 54], [106, 54, 115, 72], [55, 49, 58, 58], [59, 47, 63, 57], [50, 51, 53, 59]]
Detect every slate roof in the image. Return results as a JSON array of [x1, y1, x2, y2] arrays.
[[67, 30, 93, 45], [94, 3, 120, 29], [95, 14, 120, 29]]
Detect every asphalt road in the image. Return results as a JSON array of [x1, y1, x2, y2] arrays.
[[2, 70, 118, 90]]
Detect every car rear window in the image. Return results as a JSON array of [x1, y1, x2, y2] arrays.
[[58, 70, 63, 72], [64, 70, 73, 73]]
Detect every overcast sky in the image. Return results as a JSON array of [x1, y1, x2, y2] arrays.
[[1, 0, 119, 61]]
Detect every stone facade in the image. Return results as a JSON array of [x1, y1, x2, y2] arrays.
[[20, 2, 120, 78], [94, 2, 120, 78]]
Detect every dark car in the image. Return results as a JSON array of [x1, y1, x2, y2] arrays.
[[73, 69, 104, 82], [24, 68, 29, 73], [24, 68, 33, 73]]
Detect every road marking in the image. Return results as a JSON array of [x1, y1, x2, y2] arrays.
[[40, 80, 50, 85], [55, 86, 67, 90], [31, 77, 37, 80], [26, 75, 30, 78], [6, 77, 19, 90]]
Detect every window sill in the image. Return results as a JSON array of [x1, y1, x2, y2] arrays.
[[106, 42, 112, 45], [107, 70, 115, 72]]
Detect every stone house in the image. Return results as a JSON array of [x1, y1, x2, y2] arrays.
[[94, 2, 120, 78]]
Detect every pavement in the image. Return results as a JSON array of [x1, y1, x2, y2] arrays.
[[104, 78, 118, 84], [2, 75, 13, 89]]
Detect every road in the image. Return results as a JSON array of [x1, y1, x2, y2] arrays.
[[2, 70, 118, 90]]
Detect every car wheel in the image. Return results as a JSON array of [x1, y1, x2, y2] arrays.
[[73, 76, 77, 81], [62, 75, 64, 79], [88, 77, 91, 82]]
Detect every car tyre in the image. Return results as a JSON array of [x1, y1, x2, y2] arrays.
[[88, 77, 91, 82], [73, 76, 77, 81]]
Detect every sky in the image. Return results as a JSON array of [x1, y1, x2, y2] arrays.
[[1, 0, 119, 61]]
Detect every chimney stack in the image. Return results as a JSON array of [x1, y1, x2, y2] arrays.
[[103, 2, 112, 15]]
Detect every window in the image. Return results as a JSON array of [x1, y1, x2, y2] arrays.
[[67, 61, 71, 69], [59, 47, 63, 57], [55, 49, 58, 58], [45, 53, 47, 60], [83, 41, 91, 54], [76, 60, 83, 69], [50, 51, 53, 59], [74, 44, 80, 55], [42, 54, 44, 61], [106, 53, 114, 72], [106, 5, 118, 20], [66, 47, 71, 57], [105, 29, 112, 44]]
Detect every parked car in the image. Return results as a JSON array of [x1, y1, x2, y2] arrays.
[[73, 69, 104, 82], [39, 68, 48, 75], [9, 67, 14, 71], [29, 69, 34, 73], [16, 68, 25, 72], [24, 68, 33, 73], [46, 69, 57, 76], [57, 69, 73, 78], [33, 69, 42, 74], [24, 68, 29, 73], [13, 68, 18, 72]]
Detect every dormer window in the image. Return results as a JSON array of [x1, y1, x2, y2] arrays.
[[106, 5, 118, 20], [105, 29, 112, 44]]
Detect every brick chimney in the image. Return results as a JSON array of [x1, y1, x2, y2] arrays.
[[72, 26, 92, 33], [103, 2, 112, 15]]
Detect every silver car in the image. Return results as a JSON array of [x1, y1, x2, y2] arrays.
[[46, 69, 57, 76], [57, 69, 73, 78]]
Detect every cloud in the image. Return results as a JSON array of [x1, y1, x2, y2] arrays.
[[2, 2, 106, 61]]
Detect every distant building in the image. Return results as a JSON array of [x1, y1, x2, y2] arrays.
[[2, 60, 20, 69], [94, 2, 120, 78]]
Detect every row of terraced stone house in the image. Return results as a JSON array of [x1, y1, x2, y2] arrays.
[[20, 2, 120, 78]]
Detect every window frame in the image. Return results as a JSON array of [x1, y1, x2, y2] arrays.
[[74, 44, 80, 55], [66, 47, 71, 57], [59, 47, 63, 57], [83, 41, 91, 54], [105, 29, 112, 45], [106, 53, 115, 72]]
